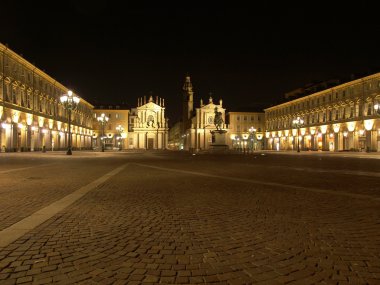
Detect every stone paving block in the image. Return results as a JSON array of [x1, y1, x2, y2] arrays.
[[15, 276, 32, 284]]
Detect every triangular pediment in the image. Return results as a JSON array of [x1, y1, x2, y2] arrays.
[[138, 101, 162, 110]]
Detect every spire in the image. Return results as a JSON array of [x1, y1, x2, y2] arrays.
[[182, 75, 193, 92]]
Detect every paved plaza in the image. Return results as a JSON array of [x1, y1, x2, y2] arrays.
[[0, 150, 379, 284]]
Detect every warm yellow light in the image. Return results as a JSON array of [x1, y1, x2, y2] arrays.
[[12, 111, 20, 123], [38, 117, 44, 128], [320, 125, 328, 134], [1, 123, 10, 129], [300, 128, 306, 136], [26, 114, 33, 126], [333, 124, 340, 133], [310, 128, 316, 135], [347, 121, 356, 132], [49, 119, 54, 129], [364, 119, 374, 131], [292, 129, 297, 136], [284, 130, 289, 137], [265, 132, 270, 138]]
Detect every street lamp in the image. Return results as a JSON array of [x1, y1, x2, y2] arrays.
[[249, 126, 256, 153], [116, 125, 125, 150], [97, 113, 109, 152], [292, 116, 304, 153], [60, 90, 80, 155]]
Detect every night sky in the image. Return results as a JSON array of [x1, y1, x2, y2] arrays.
[[2, 1, 380, 125]]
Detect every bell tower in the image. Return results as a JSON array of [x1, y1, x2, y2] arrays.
[[182, 75, 194, 132]]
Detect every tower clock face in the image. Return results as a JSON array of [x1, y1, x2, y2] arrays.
[[208, 116, 214, 124]]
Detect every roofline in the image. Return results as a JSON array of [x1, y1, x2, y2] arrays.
[[0, 43, 94, 109], [264, 72, 380, 111]]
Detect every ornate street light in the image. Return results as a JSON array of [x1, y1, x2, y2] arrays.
[[60, 90, 80, 155], [292, 116, 304, 153], [116, 125, 125, 150], [97, 113, 109, 152], [249, 126, 256, 153]]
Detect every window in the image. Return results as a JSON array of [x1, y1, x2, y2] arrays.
[[367, 103, 372, 116], [236, 116, 240, 121], [115, 113, 119, 119], [243, 116, 247, 121], [250, 116, 254, 121]]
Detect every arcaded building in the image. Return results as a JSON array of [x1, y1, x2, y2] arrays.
[[265, 72, 380, 152], [0, 43, 94, 152]]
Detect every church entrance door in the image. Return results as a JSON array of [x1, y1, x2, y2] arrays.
[[147, 138, 154, 149]]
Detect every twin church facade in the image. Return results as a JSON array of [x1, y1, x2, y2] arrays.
[[1, 43, 379, 152]]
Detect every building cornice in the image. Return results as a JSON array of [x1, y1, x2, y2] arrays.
[[265, 72, 380, 112], [0, 43, 94, 109]]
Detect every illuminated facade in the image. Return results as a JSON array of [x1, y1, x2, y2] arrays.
[[128, 95, 169, 149], [228, 112, 265, 151], [265, 72, 380, 152], [181, 76, 229, 151], [0, 44, 93, 152], [93, 106, 129, 150]]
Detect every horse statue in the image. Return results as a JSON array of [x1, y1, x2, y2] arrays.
[[214, 107, 224, 130]]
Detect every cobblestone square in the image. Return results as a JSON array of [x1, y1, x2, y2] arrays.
[[0, 151, 379, 284]]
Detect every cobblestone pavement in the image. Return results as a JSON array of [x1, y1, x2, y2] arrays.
[[0, 151, 379, 284]]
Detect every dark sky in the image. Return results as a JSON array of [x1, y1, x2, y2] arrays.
[[2, 1, 380, 124]]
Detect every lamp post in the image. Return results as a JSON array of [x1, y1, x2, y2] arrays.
[[60, 90, 80, 155], [249, 126, 256, 153], [292, 116, 304, 152], [116, 125, 124, 150], [97, 113, 109, 152]]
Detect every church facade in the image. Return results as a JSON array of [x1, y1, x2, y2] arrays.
[[181, 76, 230, 151], [128, 95, 169, 149]]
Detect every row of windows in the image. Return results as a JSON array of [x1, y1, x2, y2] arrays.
[[235, 115, 262, 121], [267, 79, 380, 119], [93, 113, 122, 119], [1, 81, 92, 128], [267, 103, 377, 130], [1, 53, 93, 128]]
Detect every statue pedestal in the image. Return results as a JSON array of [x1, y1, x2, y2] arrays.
[[210, 130, 229, 152]]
